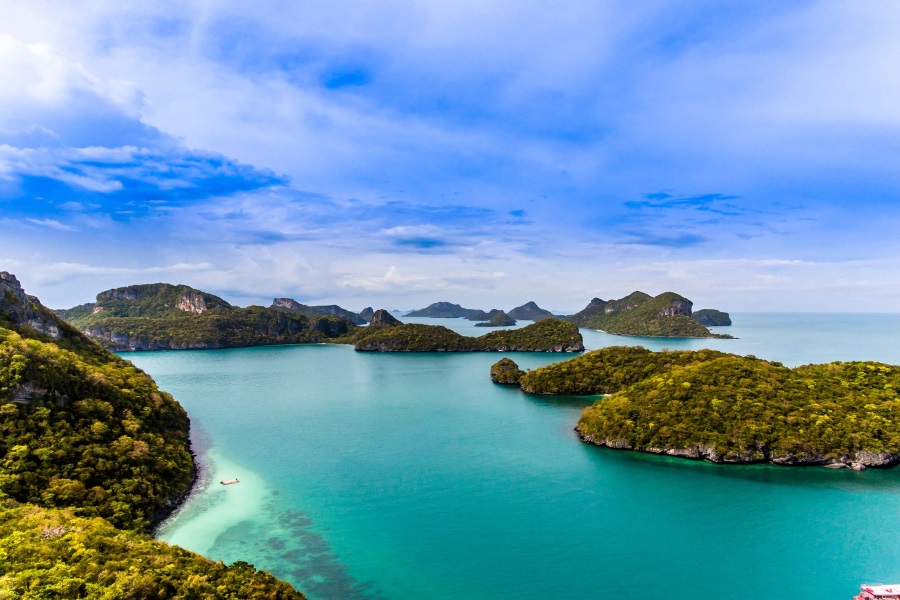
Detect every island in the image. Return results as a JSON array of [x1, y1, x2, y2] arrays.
[[353, 317, 584, 352], [507, 301, 556, 321], [494, 345, 900, 469], [474, 311, 517, 327], [691, 308, 732, 326], [565, 291, 734, 338], [55, 283, 360, 351], [404, 301, 484, 318], [0, 272, 305, 596]]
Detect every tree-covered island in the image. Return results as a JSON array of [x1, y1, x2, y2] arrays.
[[353, 316, 584, 352], [566, 291, 734, 338], [493, 346, 900, 469]]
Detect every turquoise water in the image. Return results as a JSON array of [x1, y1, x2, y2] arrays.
[[131, 314, 900, 600]]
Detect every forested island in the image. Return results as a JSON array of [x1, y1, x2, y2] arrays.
[[0, 272, 305, 596], [565, 291, 733, 338], [493, 346, 900, 469], [353, 313, 583, 352], [56, 283, 359, 351]]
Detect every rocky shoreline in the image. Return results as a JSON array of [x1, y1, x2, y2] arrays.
[[576, 429, 900, 471]]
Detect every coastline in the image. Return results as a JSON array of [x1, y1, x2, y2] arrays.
[[576, 429, 900, 470], [147, 422, 214, 536]]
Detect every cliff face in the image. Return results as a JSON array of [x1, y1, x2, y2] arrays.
[[1, 272, 64, 340]]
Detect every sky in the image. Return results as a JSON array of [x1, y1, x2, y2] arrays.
[[1, 1, 899, 313]]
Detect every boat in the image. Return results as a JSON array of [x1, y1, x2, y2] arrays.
[[855, 585, 900, 599], [220, 478, 239, 485]]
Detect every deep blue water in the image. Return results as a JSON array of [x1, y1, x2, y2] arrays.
[[128, 313, 900, 600]]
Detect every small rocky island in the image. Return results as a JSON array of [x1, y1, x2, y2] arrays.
[[354, 315, 583, 352], [565, 291, 733, 338], [493, 346, 900, 469]]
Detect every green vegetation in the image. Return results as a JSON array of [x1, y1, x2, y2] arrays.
[[55, 283, 357, 351], [1, 272, 305, 596], [567, 347, 900, 466], [0, 327, 193, 530], [354, 318, 584, 352], [0, 502, 304, 599], [518, 346, 730, 395], [490, 358, 525, 385], [566, 291, 733, 338]]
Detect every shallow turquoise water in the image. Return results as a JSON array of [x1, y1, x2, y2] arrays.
[[131, 314, 900, 600]]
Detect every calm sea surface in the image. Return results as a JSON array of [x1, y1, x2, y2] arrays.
[[129, 313, 900, 600]]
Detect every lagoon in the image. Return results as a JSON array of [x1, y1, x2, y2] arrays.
[[132, 313, 900, 600]]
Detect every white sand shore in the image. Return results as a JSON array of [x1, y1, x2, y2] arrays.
[[156, 449, 269, 556]]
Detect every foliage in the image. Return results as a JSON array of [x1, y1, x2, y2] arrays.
[[0, 501, 305, 599], [55, 283, 358, 351], [574, 348, 900, 464], [519, 346, 731, 395], [354, 318, 583, 352], [567, 291, 733, 338], [490, 358, 524, 384], [0, 326, 193, 531]]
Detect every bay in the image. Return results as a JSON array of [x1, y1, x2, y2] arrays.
[[130, 313, 900, 600]]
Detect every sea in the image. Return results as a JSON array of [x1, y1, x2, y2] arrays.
[[127, 313, 900, 600]]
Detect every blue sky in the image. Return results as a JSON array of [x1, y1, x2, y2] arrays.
[[1, 1, 899, 312]]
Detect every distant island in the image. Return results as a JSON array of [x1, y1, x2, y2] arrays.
[[691, 308, 732, 327], [271, 297, 366, 324], [405, 302, 484, 318], [407, 300, 556, 321], [474, 311, 516, 327], [492, 346, 900, 469], [565, 291, 733, 338], [0, 272, 305, 596], [354, 314, 583, 352], [55, 283, 360, 351]]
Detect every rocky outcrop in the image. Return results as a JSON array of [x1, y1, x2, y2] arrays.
[[490, 358, 525, 384], [1, 271, 63, 340], [359, 307, 375, 322], [370, 309, 402, 327], [176, 289, 212, 314], [507, 301, 555, 321]]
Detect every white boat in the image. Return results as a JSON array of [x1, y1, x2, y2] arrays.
[[855, 585, 900, 599]]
